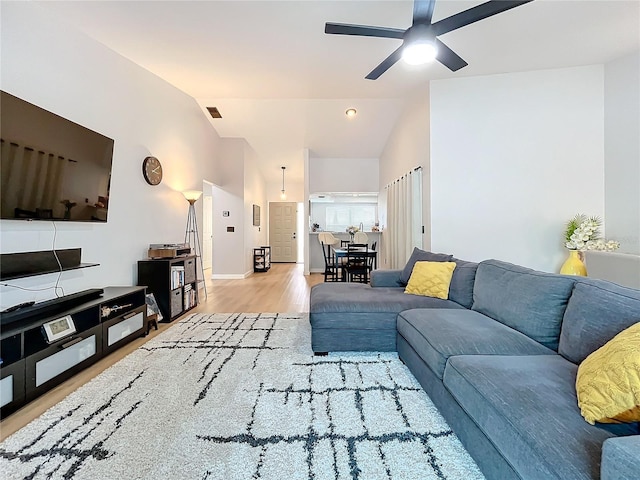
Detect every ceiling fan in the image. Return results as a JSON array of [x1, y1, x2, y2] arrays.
[[325, 0, 534, 80]]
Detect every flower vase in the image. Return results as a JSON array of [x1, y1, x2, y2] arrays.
[[560, 250, 587, 276], [349, 233, 354, 243]]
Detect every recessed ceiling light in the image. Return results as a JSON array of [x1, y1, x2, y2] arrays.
[[345, 108, 357, 117]]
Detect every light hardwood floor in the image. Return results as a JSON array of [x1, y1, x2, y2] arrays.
[[0, 264, 325, 441]]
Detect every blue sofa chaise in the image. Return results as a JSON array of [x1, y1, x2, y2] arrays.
[[309, 256, 640, 480]]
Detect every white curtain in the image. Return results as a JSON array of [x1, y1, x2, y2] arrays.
[[384, 168, 423, 269]]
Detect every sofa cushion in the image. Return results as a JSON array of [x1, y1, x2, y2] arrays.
[[471, 259, 575, 350], [448, 258, 479, 308], [396, 308, 555, 379], [404, 261, 456, 299], [559, 277, 640, 364], [310, 283, 463, 331], [399, 248, 453, 285], [601, 436, 640, 480], [444, 355, 627, 480], [576, 321, 640, 425], [370, 269, 403, 287]]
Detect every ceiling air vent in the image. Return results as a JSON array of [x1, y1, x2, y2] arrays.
[[206, 107, 222, 119]]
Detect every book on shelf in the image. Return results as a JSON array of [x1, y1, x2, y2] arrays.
[[170, 265, 185, 289], [183, 283, 196, 309]]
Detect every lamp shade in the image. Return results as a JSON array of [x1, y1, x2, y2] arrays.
[[183, 190, 203, 203]]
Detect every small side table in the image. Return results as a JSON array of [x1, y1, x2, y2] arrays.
[[145, 313, 159, 336]]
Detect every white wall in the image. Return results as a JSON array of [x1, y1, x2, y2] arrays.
[[430, 66, 605, 272], [266, 180, 304, 204], [211, 139, 246, 278], [604, 51, 640, 254], [377, 86, 430, 268], [243, 144, 268, 273], [309, 157, 379, 193], [0, 2, 223, 308]]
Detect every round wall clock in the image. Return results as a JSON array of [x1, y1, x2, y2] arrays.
[[142, 156, 162, 185]]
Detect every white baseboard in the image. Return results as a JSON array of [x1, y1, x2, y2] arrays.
[[210, 272, 251, 280]]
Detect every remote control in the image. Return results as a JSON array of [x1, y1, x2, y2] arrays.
[[1, 301, 36, 313]]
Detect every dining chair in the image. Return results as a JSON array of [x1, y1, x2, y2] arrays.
[[340, 239, 351, 247], [354, 231, 368, 244], [321, 241, 341, 282], [344, 243, 369, 283], [318, 232, 339, 247], [368, 241, 377, 271]]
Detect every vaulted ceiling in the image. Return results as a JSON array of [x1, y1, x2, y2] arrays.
[[37, 1, 640, 184]]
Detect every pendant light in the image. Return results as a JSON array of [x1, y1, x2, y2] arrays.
[[280, 166, 287, 200]]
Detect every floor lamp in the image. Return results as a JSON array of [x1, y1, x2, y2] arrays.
[[183, 190, 207, 299]]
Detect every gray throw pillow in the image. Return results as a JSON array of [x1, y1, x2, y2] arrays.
[[399, 247, 454, 285]]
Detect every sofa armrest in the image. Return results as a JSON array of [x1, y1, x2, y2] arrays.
[[370, 269, 403, 287], [601, 435, 640, 480]]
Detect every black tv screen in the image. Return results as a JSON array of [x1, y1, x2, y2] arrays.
[[0, 91, 114, 222]]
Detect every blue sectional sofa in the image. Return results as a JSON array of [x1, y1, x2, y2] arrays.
[[309, 257, 640, 480]]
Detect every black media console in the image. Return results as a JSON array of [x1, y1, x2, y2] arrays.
[[0, 286, 147, 418]]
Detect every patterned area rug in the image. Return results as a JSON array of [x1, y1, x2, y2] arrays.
[[0, 313, 484, 480]]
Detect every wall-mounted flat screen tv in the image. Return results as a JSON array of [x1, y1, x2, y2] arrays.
[[0, 91, 114, 222]]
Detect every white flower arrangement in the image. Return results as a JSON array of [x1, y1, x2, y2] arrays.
[[346, 226, 360, 235], [564, 214, 620, 251]]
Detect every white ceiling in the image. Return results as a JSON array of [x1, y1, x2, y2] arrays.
[[37, 0, 640, 184]]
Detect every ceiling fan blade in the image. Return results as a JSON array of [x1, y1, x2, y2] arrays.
[[435, 39, 468, 72], [325, 22, 405, 39], [412, 0, 437, 25], [365, 45, 404, 80], [432, 0, 533, 36]]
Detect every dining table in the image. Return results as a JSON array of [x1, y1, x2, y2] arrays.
[[332, 246, 378, 271]]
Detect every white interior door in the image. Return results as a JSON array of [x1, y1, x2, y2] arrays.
[[202, 192, 213, 270], [269, 202, 297, 262]]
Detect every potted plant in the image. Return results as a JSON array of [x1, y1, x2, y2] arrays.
[[561, 214, 619, 276]]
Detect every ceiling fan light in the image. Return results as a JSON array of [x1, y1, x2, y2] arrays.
[[402, 42, 437, 65]]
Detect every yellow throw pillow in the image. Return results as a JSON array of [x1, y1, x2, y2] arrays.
[[576, 321, 640, 425], [404, 261, 456, 299]]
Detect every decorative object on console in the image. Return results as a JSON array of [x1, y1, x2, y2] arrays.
[[148, 243, 191, 259], [142, 156, 162, 185], [561, 214, 620, 276], [346, 225, 359, 242], [560, 250, 587, 277], [183, 190, 207, 299], [100, 304, 133, 319]]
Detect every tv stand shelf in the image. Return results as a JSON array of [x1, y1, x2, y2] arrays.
[[0, 249, 98, 281], [0, 286, 147, 418], [0, 263, 99, 281]]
